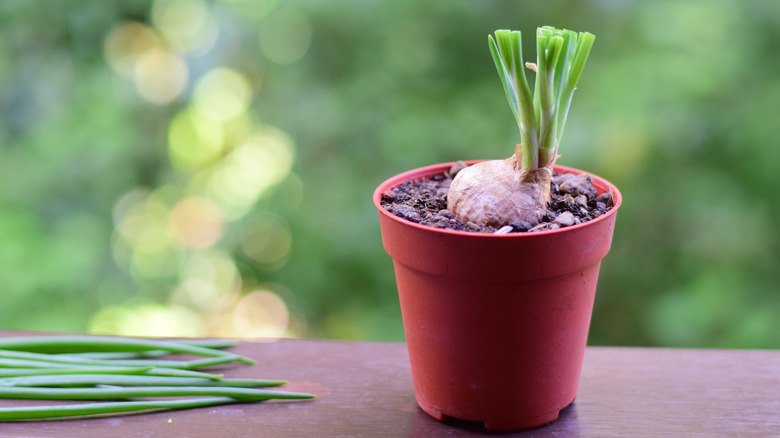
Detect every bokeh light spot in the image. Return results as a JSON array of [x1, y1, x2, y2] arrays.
[[115, 190, 170, 250], [134, 48, 188, 105], [175, 250, 241, 310], [90, 301, 203, 337], [232, 290, 289, 338], [104, 21, 161, 77], [258, 8, 312, 65], [168, 197, 225, 249], [112, 187, 189, 280], [192, 68, 253, 122], [151, 0, 218, 54], [205, 127, 295, 219], [168, 108, 225, 172]]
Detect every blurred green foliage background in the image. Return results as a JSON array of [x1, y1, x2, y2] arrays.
[[1, 0, 778, 348]]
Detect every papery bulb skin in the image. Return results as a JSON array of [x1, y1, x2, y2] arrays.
[[447, 157, 552, 228]]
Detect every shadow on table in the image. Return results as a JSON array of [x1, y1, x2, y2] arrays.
[[407, 402, 580, 437]]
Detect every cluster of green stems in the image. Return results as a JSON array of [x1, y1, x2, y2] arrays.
[[0, 335, 314, 420], [489, 26, 595, 171]]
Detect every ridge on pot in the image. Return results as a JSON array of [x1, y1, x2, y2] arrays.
[[374, 161, 622, 431]]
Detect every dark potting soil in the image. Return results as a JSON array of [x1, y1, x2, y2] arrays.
[[380, 162, 614, 234]]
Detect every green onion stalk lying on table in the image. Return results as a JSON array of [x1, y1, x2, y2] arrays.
[[0, 335, 315, 421]]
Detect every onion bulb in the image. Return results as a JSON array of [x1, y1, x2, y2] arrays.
[[448, 156, 551, 228]]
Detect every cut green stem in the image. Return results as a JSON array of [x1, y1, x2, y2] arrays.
[[0, 374, 286, 388], [0, 367, 155, 378], [50, 340, 239, 360], [489, 30, 537, 169], [536, 27, 564, 166], [1, 349, 243, 370], [0, 335, 305, 422], [51, 351, 171, 360], [488, 26, 595, 171], [172, 339, 240, 349], [0, 386, 315, 401], [0, 336, 255, 365], [0, 395, 313, 421]]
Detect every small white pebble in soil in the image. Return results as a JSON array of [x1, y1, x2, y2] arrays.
[[554, 211, 576, 227]]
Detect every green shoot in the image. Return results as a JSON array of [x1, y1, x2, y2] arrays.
[[488, 26, 595, 170]]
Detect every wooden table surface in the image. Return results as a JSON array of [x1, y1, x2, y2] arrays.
[[0, 334, 779, 437]]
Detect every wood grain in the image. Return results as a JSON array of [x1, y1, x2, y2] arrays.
[[0, 333, 778, 437]]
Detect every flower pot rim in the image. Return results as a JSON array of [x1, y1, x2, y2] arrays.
[[374, 160, 622, 238]]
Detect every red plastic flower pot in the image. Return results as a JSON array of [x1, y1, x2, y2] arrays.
[[374, 161, 622, 431]]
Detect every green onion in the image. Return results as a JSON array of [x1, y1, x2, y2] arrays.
[[0, 374, 287, 388], [49, 340, 239, 360], [1, 358, 88, 369], [0, 359, 219, 380], [50, 351, 171, 360], [0, 336, 255, 365], [447, 26, 597, 228], [139, 367, 223, 380], [0, 367, 154, 377], [0, 386, 315, 401], [0, 335, 313, 421], [0, 397, 286, 421], [173, 339, 240, 349], [488, 26, 595, 170], [1, 349, 242, 370], [46, 339, 238, 360]]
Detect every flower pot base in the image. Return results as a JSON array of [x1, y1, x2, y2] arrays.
[[417, 397, 572, 431]]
